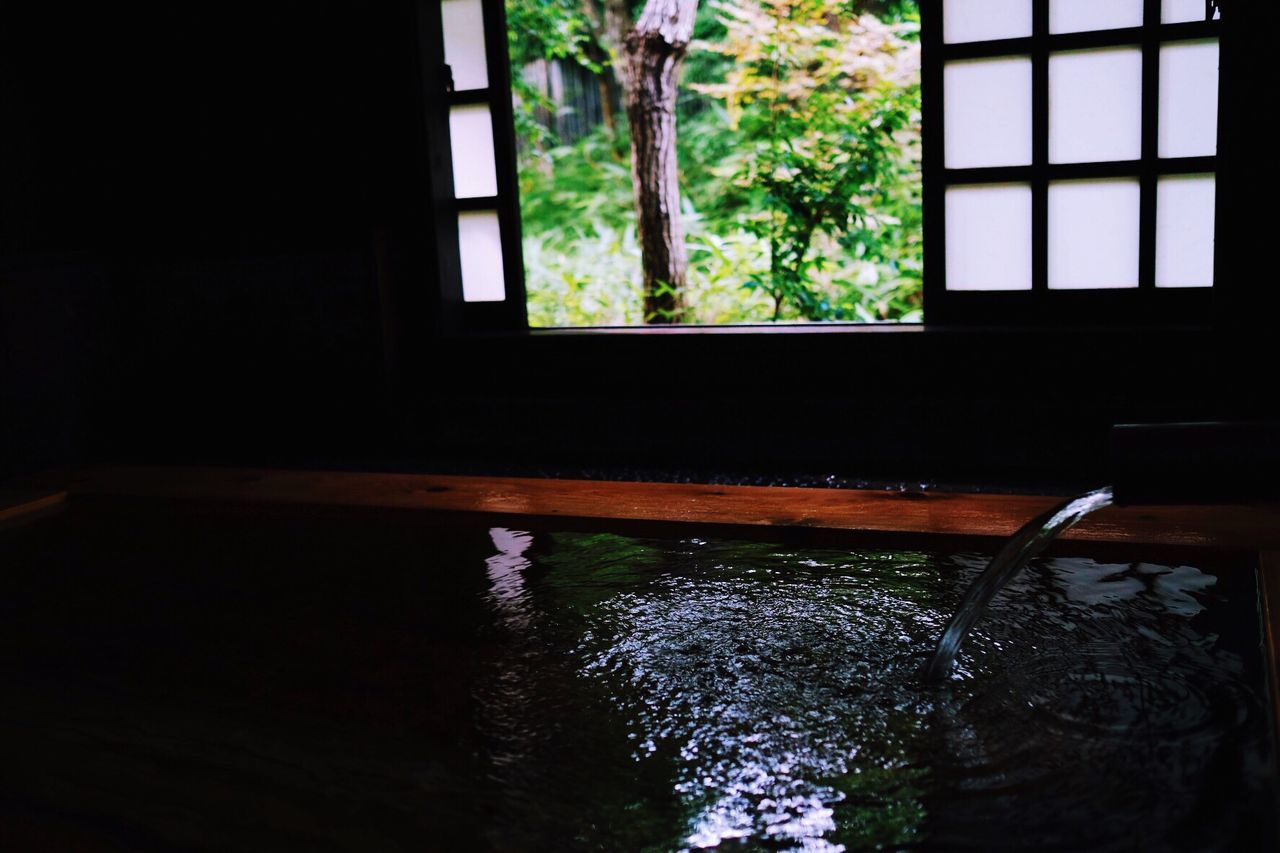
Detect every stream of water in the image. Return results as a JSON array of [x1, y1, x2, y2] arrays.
[[924, 486, 1117, 682]]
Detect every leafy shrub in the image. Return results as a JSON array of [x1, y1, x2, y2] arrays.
[[513, 0, 923, 326]]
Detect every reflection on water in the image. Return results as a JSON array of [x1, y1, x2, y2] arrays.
[[472, 530, 1272, 851], [485, 526, 535, 625], [584, 550, 932, 851]]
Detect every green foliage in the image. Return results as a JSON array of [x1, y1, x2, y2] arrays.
[[519, 130, 633, 235], [693, 0, 921, 320], [505, 0, 600, 70], [510, 0, 923, 326], [848, 0, 919, 22]]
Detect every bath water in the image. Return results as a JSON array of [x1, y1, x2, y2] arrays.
[[1, 507, 1273, 850]]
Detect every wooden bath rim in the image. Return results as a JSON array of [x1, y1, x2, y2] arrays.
[[2, 464, 1275, 550]]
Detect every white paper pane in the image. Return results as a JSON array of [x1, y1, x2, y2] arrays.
[[1048, 179, 1140, 289], [945, 184, 1033, 291], [944, 58, 1033, 169], [1159, 40, 1219, 158], [458, 211, 506, 302], [441, 0, 489, 91], [1163, 0, 1218, 24], [449, 105, 498, 198], [1049, 48, 1143, 164], [1050, 0, 1144, 34], [944, 0, 1033, 44], [1156, 174, 1215, 288]]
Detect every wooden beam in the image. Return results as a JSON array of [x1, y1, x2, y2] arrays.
[[0, 489, 67, 527], [57, 466, 1280, 551]]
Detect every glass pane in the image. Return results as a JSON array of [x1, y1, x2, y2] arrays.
[[441, 0, 489, 91], [1156, 174, 1215, 288], [1048, 179, 1141, 289], [1050, 0, 1143, 34], [449, 105, 498, 198], [944, 0, 1033, 44], [945, 184, 1033, 291], [944, 57, 1033, 169], [458, 211, 506, 302], [1163, 0, 1219, 24], [1049, 48, 1143, 164], [1159, 40, 1219, 159]]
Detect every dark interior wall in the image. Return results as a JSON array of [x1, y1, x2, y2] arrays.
[[1, 2, 1275, 488], [1, 3, 432, 480], [417, 324, 1246, 490]]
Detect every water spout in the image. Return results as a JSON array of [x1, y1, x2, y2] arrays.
[[923, 486, 1115, 683]]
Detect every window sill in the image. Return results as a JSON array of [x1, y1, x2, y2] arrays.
[[527, 322, 926, 336], [498, 320, 1211, 338]]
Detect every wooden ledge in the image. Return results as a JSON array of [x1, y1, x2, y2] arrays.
[[0, 489, 68, 527], [48, 465, 1280, 552]]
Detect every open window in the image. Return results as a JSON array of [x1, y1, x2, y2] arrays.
[[423, 0, 1223, 331]]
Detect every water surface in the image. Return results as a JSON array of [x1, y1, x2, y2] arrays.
[[0, 507, 1273, 851], [470, 530, 1273, 851]]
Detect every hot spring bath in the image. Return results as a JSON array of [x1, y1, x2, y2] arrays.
[[1, 469, 1276, 849]]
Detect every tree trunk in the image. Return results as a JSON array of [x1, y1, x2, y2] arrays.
[[624, 0, 698, 324], [580, 38, 619, 136], [602, 0, 632, 77], [578, 0, 628, 136], [597, 74, 618, 136]]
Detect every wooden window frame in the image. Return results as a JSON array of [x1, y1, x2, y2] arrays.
[[922, 0, 1223, 325], [421, 0, 528, 333]]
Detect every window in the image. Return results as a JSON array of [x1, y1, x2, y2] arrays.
[[426, 0, 1223, 330], [923, 0, 1222, 323], [428, 0, 528, 331]]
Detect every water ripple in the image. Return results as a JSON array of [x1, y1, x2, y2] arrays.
[[469, 532, 1271, 851]]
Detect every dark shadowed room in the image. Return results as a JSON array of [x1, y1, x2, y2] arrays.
[[2, 0, 1278, 849]]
